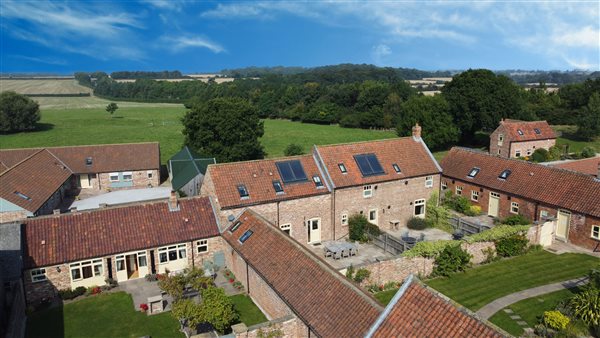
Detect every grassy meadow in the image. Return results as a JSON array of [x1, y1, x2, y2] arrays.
[[0, 105, 400, 163]]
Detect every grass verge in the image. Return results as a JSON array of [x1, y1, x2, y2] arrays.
[[230, 294, 268, 327]]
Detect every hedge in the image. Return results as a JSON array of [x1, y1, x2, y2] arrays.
[[464, 225, 530, 244], [401, 240, 460, 258]]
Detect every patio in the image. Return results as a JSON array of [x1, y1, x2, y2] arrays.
[[308, 240, 395, 270]]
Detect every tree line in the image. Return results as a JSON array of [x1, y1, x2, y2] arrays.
[[74, 66, 600, 151]]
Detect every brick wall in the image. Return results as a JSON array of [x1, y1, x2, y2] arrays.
[[569, 215, 600, 251], [509, 139, 556, 158], [489, 125, 556, 158], [190, 236, 228, 268], [334, 175, 440, 238], [462, 242, 496, 265], [490, 126, 511, 158], [97, 169, 160, 191], [224, 244, 293, 320]]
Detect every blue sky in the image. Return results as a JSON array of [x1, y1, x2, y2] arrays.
[[1, 1, 599, 74]]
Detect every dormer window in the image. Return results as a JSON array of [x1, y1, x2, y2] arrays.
[[517, 129, 524, 136], [85, 157, 93, 166], [468, 167, 480, 178], [312, 175, 324, 188], [534, 128, 541, 135], [237, 185, 249, 198], [272, 180, 284, 194], [498, 169, 511, 180], [338, 163, 347, 173], [392, 163, 401, 173]]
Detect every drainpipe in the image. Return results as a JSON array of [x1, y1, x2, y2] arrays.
[[246, 261, 250, 294], [190, 241, 195, 268], [332, 190, 336, 240], [276, 201, 280, 227]]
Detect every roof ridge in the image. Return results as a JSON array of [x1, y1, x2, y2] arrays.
[[0, 148, 46, 177], [315, 136, 412, 148], [0, 141, 159, 152], [450, 147, 599, 181], [238, 209, 384, 311], [207, 154, 313, 167]]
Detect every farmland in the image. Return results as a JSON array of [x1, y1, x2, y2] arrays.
[[0, 106, 399, 163]]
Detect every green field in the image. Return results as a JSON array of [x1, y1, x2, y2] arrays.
[[553, 125, 600, 153], [489, 288, 579, 336], [26, 292, 182, 338], [0, 107, 400, 163], [426, 251, 598, 311]]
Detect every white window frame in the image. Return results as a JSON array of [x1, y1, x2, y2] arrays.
[[540, 210, 549, 220], [115, 255, 126, 271], [70, 259, 103, 282], [425, 176, 433, 188], [368, 209, 378, 224], [414, 199, 426, 218], [515, 150, 522, 157], [510, 202, 519, 214], [137, 251, 148, 267], [196, 239, 208, 253], [471, 190, 479, 202], [526, 149, 532, 156], [109, 172, 119, 182], [498, 134, 504, 146], [31, 268, 47, 283], [158, 244, 187, 264], [456, 186, 463, 195], [280, 223, 291, 235], [497, 149, 502, 155], [363, 185, 373, 198], [441, 181, 447, 190], [122, 171, 133, 181], [592, 225, 600, 240], [341, 214, 348, 226]]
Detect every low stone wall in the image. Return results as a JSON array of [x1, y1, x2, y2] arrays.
[[235, 315, 310, 338], [355, 241, 496, 286]]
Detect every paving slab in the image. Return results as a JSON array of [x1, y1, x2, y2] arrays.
[[517, 321, 529, 326], [503, 308, 513, 314], [509, 315, 521, 320]]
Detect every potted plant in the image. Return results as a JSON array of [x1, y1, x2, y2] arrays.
[[140, 303, 149, 313]]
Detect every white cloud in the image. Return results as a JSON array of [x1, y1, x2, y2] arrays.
[[552, 26, 600, 49], [9, 55, 67, 66], [139, 0, 187, 12], [164, 36, 225, 53]]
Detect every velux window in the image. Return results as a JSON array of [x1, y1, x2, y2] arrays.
[[534, 128, 541, 135], [338, 163, 347, 173], [312, 175, 324, 188], [239, 230, 254, 243], [237, 185, 249, 198], [272, 180, 284, 194], [499, 170, 512, 180], [392, 163, 401, 173], [517, 129, 524, 136], [468, 167, 480, 178]]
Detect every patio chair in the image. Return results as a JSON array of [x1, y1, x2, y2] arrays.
[[332, 250, 342, 260], [324, 248, 333, 258], [341, 248, 350, 258]]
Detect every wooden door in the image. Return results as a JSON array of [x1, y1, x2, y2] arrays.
[[308, 219, 321, 244], [488, 192, 500, 217], [556, 210, 571, 241]]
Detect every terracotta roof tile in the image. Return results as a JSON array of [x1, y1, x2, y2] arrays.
[[551, 157, 600, 176], [369, 277, 504, 338], [0, 150, 72, 212], [23, 197, 219, 268], [315, 137, 440, 189], [0, 142, 160, 173], [441, 147, 600, 218], [499, 119, 556, 141], [207, 155, 329, 209], [222, 210, 382, 338]]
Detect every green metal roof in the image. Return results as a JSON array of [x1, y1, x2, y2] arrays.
[[168, 146, 215, 191]]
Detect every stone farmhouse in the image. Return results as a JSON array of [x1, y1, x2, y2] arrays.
[[489, 119, 556, 158], [22, 194, 222, 304], [441, 147, 600, 251], [0, 143, 161, 223], [202, 125, 441, 249]]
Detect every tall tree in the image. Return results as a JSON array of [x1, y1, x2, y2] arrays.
[[182, 97, 265, 162], [577, 92, 600, 141], [396, 95, 459, 150], [0, 91, 40, 132], [106, 102, 119, 117], [442, 69, 525, 140]]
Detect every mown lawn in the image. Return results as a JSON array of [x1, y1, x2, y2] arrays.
[[373, 288, 400, 305], [426, 251, 598, 311], [0, 107, 398, 163], [26, 292, 182, 338], [229, 294, 268, 327], [489, 288, 579, 337]]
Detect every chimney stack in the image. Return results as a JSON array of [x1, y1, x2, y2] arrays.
[[169, 190, 179, 211], [412, 123, 422, 139]]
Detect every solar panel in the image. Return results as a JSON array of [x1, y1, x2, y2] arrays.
[[354, 154, 385, 177], [276, 160, 308, 183]]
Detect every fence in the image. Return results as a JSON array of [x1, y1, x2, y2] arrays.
[[367, 232, 416, 255], [450, 217, 492, 236]]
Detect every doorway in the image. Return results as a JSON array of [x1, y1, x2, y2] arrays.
[[556, 210, 571, 241], [307, 218, 321, 244], [126, 254, 139, 279], [488, 192, 500, 217]]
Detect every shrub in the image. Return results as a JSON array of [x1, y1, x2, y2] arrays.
[[495, 234, 529, 257], [105, 278, 118, 288], [544, 310, 570, 330], [445, 195, 472, 214], [345, 265, 355, 279], [139, 303, 149, 312], [502, 214, 531, 225], [200, 287, 239, 333], [0, 91, 41, 132], [570, 289, 600, 326], [145, 274, 158, 282], [581, 146, 597, 158], [432, 244, 472, 277], [59, 286, 86, 300], [349, 214, 380, 242], [407, 217, 428, 230], [158, 273, 187, 300], [548, 145, 563, 161], [465, 225, 530, 243], [425, 192, 453, 232], [353, 268, 371, 283], [469, 205, 482, 215], [532, 148, 549, 162], [402, 240, 459, 258], [283, 143, 304, 156]]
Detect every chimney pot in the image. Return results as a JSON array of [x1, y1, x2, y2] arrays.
[[412, 123, 422, 139]]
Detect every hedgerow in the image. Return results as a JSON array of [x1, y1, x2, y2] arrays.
[[464, 225, 530, 244]]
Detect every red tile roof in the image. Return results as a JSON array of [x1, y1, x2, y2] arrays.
[[441, 147, 600, 218], [0, 150, 72, 213], [222, 209, 382, 338], [23, 197, 219, 268], [315, 137, 441, 189], [498, 119, 556, 141], [368, 276, 504, 338], [207, 155, 329, 209], [0, 142, 160, 174], [551, 157, 600, 176]]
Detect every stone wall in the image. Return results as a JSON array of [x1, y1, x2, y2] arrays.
[[97, 169, 160, 191], [462, 241, 496, 265], [0, 210, 29, 224], [190, 236, 228, 268], [236, 315, 310, 338], [333, 174, 440, 238], [509, 139, 556, 158]]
